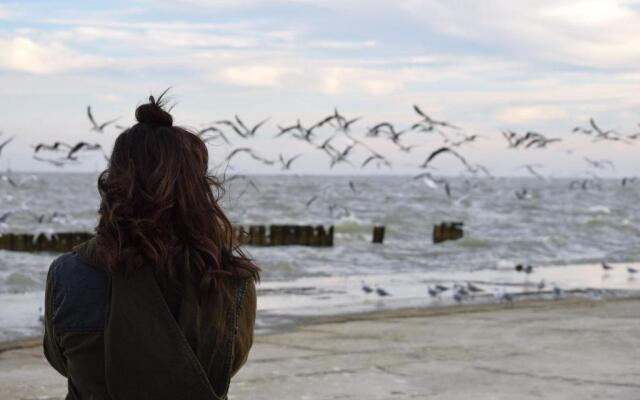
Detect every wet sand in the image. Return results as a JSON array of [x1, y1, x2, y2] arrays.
[[1, 296, 639, 400]]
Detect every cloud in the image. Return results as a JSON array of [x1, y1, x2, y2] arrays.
[[0, 36, 107, 74], [218, 65, 302, 87], [495, 106, 568, 124], [397, 0, 640, 69], [311, 40, 378, 49]]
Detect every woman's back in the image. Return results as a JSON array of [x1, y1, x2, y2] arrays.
[[43, 92, 259, 400]]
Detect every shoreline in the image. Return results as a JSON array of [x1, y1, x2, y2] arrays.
[[3, 292, 638, 354], [1, 296, 639, 399]]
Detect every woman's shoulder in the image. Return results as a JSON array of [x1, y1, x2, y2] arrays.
[[47, 248, 110, 334]]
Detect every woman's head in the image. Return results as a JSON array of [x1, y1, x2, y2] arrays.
[[96, 91, 258, 297]]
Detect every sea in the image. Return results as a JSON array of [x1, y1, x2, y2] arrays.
[[1, 173, 639, 342]]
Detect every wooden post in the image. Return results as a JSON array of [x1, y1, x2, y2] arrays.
[[300, 226, 312, 246], [433, 222, 464, 244], [372, 225, 385, 244], [269, 225, 283, 246]]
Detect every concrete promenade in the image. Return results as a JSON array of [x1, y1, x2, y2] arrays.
[[1, 297, 639, 399]]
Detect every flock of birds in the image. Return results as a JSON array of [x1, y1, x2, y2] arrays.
[[360, 261, 638, 306], [0, 103, 637, 206]]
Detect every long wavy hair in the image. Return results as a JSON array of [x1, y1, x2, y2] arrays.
[[96, 92, 259, 301]]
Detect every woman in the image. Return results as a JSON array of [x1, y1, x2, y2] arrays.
[[43, 93, 259, 400]]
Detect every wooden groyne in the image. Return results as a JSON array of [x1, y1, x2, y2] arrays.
[[0, 225, 335, 252], [0, 223, 465, 252], [238, 224, 334, 247]]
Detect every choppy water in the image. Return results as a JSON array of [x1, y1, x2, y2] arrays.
[[0, 173, 639, 341]]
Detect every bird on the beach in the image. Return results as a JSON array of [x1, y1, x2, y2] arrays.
[[361, 281, 374, 294], [628, 267, 638, 275], [537, 279, 546, 291], [435, 284, 449, 292], [453, 291, 464, 304], [495, 290, 514, 304], [375, 286, 391, 297], [515, 264, 524, 272], [467, 282, 483, 293], [601, 262, 614, 271], [428, 286, 440, 298], [552, 285, 563, 299], [524, 265, 533, 274], [87, 105, 118, 133]]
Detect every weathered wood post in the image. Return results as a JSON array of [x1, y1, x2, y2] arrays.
[[325, 226, 334, 247], [300, 226, 312, 246], [372, 225, 385, 244], [269, 225, 283, 246], [433, 222, 464, 243]]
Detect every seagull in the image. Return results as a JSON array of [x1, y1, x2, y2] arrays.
[[67, 142, 103, 160], [0, 136, 14, 157], [628, 267, 638, 274], [278, 153, 302, 170], [552, 285, 563, 299], [348, 180, 357, 193], [466, 282, 483, 293], [361, 281, 373, 294], [375, 286, 391, 297], [87, 105, 118, 133], [524, 265, 533, 274], [537, 279, 546, 291], [453, 291, 464, 304], [233, 115, 270, 137], [33, 142, 72, 153], [435, 284, 449, 292], [420, 147, 472, 172], [496, 291, 514, 304], [226, 147, 274, 165], [361, 153, 390, 169], [428, 286, 440, 298], [601, 262, 614, 271], [0, 211, 11, 226]]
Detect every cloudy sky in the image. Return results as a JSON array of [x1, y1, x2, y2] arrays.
[[0, 0, 639, 176]]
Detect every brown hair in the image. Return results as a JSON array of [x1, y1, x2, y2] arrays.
[[96, 91, 259, 300]]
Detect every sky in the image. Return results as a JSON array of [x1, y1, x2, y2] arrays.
[[0, 0, 639, 177]]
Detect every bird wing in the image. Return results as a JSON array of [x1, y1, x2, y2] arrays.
[[87, 106, 98, 129]]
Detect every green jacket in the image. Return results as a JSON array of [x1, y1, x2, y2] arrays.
[[44, 238, 257, 400]]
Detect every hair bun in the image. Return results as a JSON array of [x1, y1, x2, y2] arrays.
[[135, 95, 173, 127]]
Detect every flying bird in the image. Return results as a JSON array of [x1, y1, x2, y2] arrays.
[[87, 106, 118, 133]]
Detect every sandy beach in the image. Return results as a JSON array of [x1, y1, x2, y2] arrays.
[[1, 296, 639, 400]]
